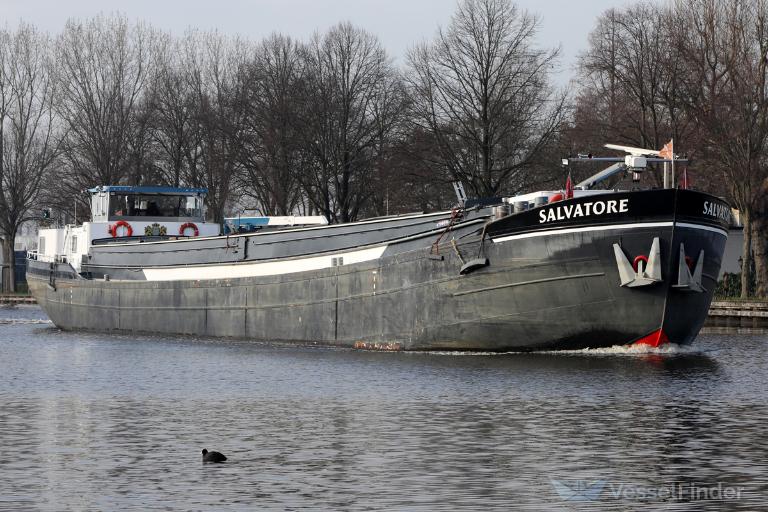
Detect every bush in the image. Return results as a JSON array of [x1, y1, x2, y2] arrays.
[[715, 272, 755, 299]]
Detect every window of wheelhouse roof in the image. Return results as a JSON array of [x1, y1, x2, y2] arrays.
[[107, 193, 203, 221]]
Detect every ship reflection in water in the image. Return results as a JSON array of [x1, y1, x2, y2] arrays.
[[1, 306, 766, 510]]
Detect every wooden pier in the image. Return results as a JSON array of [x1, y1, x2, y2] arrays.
[[706, 300, 768, 327], [0, 295, 37, 305]]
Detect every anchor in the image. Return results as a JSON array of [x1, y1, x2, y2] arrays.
[[613, 237, 662, 287], [672, 243, 705, 293]]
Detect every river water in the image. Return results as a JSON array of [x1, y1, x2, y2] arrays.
[[0, 305, 766, 511]]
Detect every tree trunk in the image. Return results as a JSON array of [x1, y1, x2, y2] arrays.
[[752, 215, 768, 298], [741, 211, 753, 298], [753, 178, 768, 298], [1, 237, 16, 293]]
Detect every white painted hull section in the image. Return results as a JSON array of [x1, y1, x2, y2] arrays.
[[141, 245, 388, 281]]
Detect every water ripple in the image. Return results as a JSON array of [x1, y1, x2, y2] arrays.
[[0, 306, 766, 510]]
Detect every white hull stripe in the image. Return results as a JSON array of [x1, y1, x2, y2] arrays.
[[675, 222, 729, 236], [142, 245, 387, 281], [492, 221, 728, 243]]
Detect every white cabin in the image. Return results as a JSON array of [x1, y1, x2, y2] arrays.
[[35, 186, 218, 272]]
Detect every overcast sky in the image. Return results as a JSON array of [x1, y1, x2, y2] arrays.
[[1, 0, 629, 84]]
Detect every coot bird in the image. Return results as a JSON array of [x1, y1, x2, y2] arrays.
[[202, 449, 227, 463]]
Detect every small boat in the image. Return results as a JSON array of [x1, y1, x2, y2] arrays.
[[26, 147, 731, 351]]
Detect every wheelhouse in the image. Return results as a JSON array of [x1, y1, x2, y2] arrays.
[[89, 186, 207, 223]]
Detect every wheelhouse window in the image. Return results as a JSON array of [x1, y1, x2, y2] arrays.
[[108, 194, 203, 220]]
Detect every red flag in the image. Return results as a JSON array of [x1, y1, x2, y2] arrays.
[[565, 171, 574, 199], [659, 139, 674, 160]]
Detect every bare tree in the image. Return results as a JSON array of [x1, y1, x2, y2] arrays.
[[300, 22, 400, 223], [358, 68, 413, 218], [674, 0, 768, 297], [569, 7, 661, 188], [125, 92, 161, 185], [55, 14, 161, 216], [582, 6, 664, 149], [0, 24, 59, 291], [148, 39, 199, 187], [575, 4, 696, 188], [406, 0, 566, 198], [386, 127, 458, 213], [179, 31, 250, 224], [238, 34, 306, 216]]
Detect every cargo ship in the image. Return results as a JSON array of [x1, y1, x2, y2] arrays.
[[26, 147, 730, 351]]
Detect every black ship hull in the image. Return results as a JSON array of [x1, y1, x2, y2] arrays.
[[27, 189, 730, 351]]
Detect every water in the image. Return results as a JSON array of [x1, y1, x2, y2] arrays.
[[1, 306, 767, 511]]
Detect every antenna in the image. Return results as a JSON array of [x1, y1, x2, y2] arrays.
[[604, 143, 661, 157], [452, 181, 467, 206]]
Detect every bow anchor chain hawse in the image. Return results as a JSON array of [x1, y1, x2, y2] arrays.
[[612, 238, 705, 292]]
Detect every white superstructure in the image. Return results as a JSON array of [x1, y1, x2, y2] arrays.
[[34, 186, 218, 271]]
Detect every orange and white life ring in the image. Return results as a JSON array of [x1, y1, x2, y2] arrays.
[[179, 222, 199, 237], [549, 192, 564, 202], [110, 220, 133, 238]]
